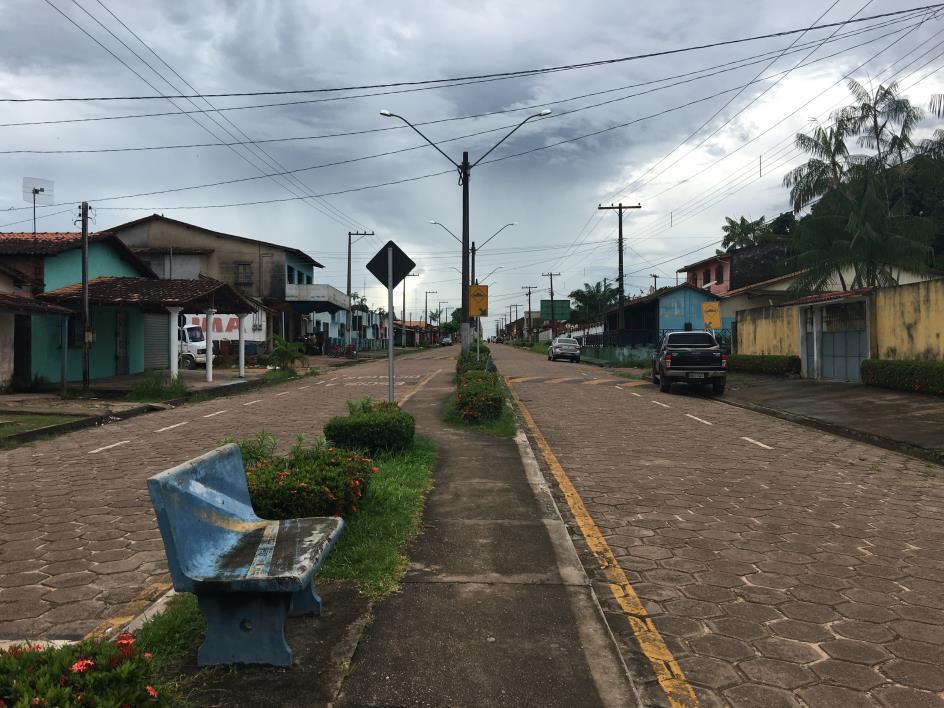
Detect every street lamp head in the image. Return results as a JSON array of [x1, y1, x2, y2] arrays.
[[429, 220, 438, 225], [539, 109, 552, 116], [511, 221, 519, 225], [379, 110, 393, 117]]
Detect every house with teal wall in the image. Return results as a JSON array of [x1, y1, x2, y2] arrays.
[[0, 232, 156, 384], [603, 283, 719, 347]]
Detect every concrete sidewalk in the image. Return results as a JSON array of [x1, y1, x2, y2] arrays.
[[723, 373, 944, 465], [338, 369, 638, 707]]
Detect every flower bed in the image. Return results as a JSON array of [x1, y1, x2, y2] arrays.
[[454, 370, 505, 422], [0, 633, 165, 706], [323, 398, 416, 456]]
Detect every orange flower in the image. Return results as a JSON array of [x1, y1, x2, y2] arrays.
[[146, 685, 158, 699], [371, 466, 379, 474], [116, 632, 134, 648], [143, 652, 153, 660], [70, 658, 95, 673]]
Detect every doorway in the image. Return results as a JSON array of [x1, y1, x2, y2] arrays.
[[115, 311, 129, 375]]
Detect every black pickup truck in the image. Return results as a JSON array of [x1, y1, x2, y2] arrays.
[[651, 330, 727, 395]]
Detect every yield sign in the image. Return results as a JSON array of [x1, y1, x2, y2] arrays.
[[366, 241, 416, 289]]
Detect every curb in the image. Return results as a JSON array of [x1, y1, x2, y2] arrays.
[[0, 403, 163, 447], [717, 396, 944, 468]]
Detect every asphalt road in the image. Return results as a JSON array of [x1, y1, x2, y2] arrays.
[[492, 344, 944, 708]]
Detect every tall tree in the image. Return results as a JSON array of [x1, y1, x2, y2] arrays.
[[568, 281, 618, 325], [720, 215, 771, 250], [782, 118, 853, 213]]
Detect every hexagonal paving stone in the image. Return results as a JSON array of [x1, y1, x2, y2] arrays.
[[769, 619, 833, 643], [740, 657, 816, 689], [687, 634, 755, 663], [810, 659, 885, 690], [722, 601, 784, 623], [780, 601, 840, 623], [664, 598, 722, 619], [832, 620, 896, 643], [835, 602, 898, 623], [821, 639, 890, 665], [881, 659, 944, 692], [676, 656, 741, 690], [723, 683, 796, 708], [753, 637, 824, 664], [798, 684, 880, 708], [886, 639, 944, 666], [891, 620, 944, 645], [872, 686, 944, 708], [707, 617, 768, 642]]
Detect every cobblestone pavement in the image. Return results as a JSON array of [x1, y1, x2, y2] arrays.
[[0, 351, 452, 640], [492, 345, 944, 708]]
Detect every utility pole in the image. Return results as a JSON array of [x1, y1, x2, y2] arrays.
[[81, 202, 90, 393], [425, 290, 437, 344], [460, 151, 471, 353], [347, 230, 374, 345], [541, 272, 560, 338], [597, 203, 641, 335], [522, 285, 537, 342], [650, 274, 660, 292]]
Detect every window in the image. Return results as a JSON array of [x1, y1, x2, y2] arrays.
[[667, 332, 716, 346], [306, 273, 313, 284], [286, 265, 295, 284], [715, 264, 724, 284], [703, 269, 711, 285], [67, 317, 83, 348], [234, 262, 253, 286]]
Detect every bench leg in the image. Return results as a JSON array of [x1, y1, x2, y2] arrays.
[[289, 578, 322, 617], [196, 593, 293, 667]]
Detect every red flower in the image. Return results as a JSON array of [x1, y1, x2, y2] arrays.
[[70, 658, 95, 674], [146, 685, 158, 699], [116, 631, 134, 648], [371, 466, 380, 474], [143, 652, 153, 660]]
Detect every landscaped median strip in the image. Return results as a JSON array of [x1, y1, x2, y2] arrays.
[[506, 381, 698, 708]]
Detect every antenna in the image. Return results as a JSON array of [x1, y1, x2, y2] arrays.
[[22, 177, 54, 234]]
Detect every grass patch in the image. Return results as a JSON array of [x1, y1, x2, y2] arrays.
[[262, 368, 297, 383], [529, 342, 549, 355], [0, 413, 85, 439], [442, 392, 517, 438], [612, 370, 648, 381], [136, 594, 205, 674], [317, 436, 438, 598], [127, 371, 189, 402]]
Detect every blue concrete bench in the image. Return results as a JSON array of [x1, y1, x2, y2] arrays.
[[147, 443, 344, 666]]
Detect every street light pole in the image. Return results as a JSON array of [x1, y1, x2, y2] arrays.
[[425, 290, 437, 345], [382, 108, 550, 354]]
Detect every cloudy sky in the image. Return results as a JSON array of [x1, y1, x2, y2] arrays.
[[1, 0, 942, 332]]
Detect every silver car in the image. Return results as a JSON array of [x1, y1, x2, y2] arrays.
[[547, 336, 581, 363]]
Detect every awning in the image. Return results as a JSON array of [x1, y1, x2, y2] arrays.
[[0, 292, 72, 316]]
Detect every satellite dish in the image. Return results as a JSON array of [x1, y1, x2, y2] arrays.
[[22, 177, 54, 205]]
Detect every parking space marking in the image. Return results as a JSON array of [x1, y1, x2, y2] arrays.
[[243, 399, 263, 406], [742, 436, 773, 449], [507, 382, 698, 707], [203, 410, 226, 418], [88, 440, 130, 454], [651, 401, 671, 408], [154, 422, 188, 433], [685, 414, 713, 426], [630, 392, 643, 397], [298, 385, 311, 390]]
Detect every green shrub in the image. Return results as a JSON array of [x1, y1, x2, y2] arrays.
[[324, 401, 416, 456], [0, 633, 167, 706], [456, 351, 496, 377], [861, 358, 944, 396], [269, 334, 306, 371], [455, 371, 505, 422], [246, 438, 375, 518], [727, 354, 801, 376]]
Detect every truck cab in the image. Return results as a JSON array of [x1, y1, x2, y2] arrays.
[[178, 325, 211, 369], [651, 330, 727, 395]]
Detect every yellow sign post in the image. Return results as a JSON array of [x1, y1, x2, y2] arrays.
[[469, 285, 489, 317], [701, 301, 721, 330]]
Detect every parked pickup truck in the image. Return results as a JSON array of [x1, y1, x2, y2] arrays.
[[651, 330, 727, 395]]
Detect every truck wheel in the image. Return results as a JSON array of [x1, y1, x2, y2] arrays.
[[712, 381, 726, 396], [180, 354, 197, 370], [659, 372, 671, 393]]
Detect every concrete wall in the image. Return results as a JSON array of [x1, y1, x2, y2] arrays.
[[874, 279, 944, 360], [658, 288, 716, 331], [0, 272, 14, 389], [736, 306, 800, 356]]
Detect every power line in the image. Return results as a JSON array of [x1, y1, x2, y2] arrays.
[[7, 4, 942, 102]]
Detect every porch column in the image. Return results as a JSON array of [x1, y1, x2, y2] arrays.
[[205, 308, 216, 383], [60, 315, 68, 395], [167, 307, 182, 379], [813, 306, 823, 380], [238, 314, 246, 378]]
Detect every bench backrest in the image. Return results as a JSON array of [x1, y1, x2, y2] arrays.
[[147, 443, 261, 592]]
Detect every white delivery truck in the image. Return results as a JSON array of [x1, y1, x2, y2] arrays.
[[177, 311, 267, 369], [178, 323, 212, 369]]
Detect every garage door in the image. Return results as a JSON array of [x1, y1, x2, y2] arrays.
[[821, 302, 868, 381], [143, 314, 169, 369]]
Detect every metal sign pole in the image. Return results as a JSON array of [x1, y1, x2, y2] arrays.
[[387, 246, 395, 403]]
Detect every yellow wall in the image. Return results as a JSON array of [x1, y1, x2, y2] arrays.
[[874, 279, 944, 360], [736, 306, 800, 356]]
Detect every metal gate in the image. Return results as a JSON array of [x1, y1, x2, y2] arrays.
[[821, 302, 868, 381], [143, 314, 169, 369]]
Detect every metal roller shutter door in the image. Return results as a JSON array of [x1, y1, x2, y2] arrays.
[[143, 314, 169, 369]]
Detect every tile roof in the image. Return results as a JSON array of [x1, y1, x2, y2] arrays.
[[0, 262, 38, 285], [39, 276, 257, 313], [783, 288, 875, 306], [0, 291, 72, 315], [0, 231, 113, 255], [721, 270, 807, 298]]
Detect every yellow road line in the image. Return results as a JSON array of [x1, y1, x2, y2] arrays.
[[507, 376, 542, 383], [507, 381, 699, 708], [617, 379, 649, 388], [584, 378, 619, 385], [545, 377, 584, 385]]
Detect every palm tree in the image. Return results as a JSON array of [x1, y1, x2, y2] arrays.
[[782, 119, 853, 212], [931, 94, 944, 118], [720, 215, 771, 250], [568, 281, 618, 330]]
